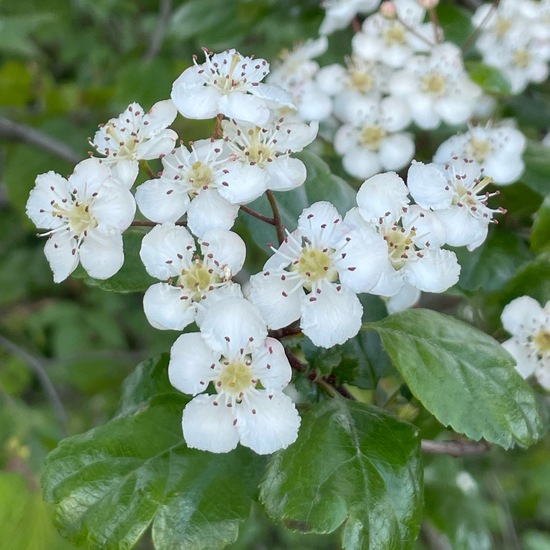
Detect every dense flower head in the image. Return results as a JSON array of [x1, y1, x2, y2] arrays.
[[501, 296, 550, 389], [90, 100, 178, 185], [26, 158, 136, 283], [171, 48, 294, 126], [168, 297, 301, 454], [247, 201, 388, 348], [407, 157, 505, 250], [139, 223, 245, 331]]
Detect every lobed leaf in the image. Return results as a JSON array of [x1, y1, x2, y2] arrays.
[[369, 309, 544, 449], [260, 398, 423, 550], [42, 356, 265, 550]]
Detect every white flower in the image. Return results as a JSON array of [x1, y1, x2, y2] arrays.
[[171, 49, 293, 126], [135, 139, 244, 237], [389, 43, 482, 129], [268, 37, 332, 121], [407, 158, 505, 251], [349, 172, 460, 297], [334, 96, 414, 179], [91, 100, 178, 185], [352, 0, 435, 68], [26, 158, 136, 283], [247, 201, 388, 348], [501, 296, 550, 389], [433, 125, 527, 185], [139, 224, 245, 331], [222, 116, 318, 192], [168, 297, 301, 454], [320, 0, 381, 35]]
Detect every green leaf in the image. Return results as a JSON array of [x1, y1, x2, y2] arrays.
[[522, 140, 550, 196], [531, 197, 550, 253], [465, 61, 511, 95], [436, 4, 473, 46], [42, 355, 265, 550], [260, 399, 423, 550], [74, 229, 155, 293], [455, 228, 532, 292], [498, 255, 550, 308], [369, 309, 543, 449], [241, 149, 357, 250]]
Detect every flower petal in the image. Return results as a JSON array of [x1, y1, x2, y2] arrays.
[[135, 177, 190, 223], [79, 229, 125, 280], [182, 394, 239, 453], [301, 281, 363, 347], [169, 332, 220, 395], [236, 391, 300, 454], [251, 337, 292, 390], [187, 190, 239, 237], [143, 283, 196, 331]]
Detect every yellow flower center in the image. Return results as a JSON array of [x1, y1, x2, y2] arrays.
[[217, 360, 254, 396], [216, 52, 244, 92], [466, 137, 492, 163], [360, 125, 387, 151], [350, 68, 374, 93], [177, 259, 221, 299], [244, 127, 275, 167], [422, 72, 447, 96], [294, 247, 337, 289], [188, 161, 214, 194], [53, 200, 97, 235], [534, 329, 550, 355], [512, 49, 531, 69], [384, 224, 416, 270], [384, 23, 407, 46]]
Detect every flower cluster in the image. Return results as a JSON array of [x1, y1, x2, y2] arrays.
[[29, 6, 532, 455]]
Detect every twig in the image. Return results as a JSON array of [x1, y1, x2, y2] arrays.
[[462, 0, 500, 54], [130, 220, 187, 227], [240, 204, 276, 225], [266, 190, 286, 244], [0, 117, 81, 165], [142, 0, 172, 61], [421, 438, 491, 457], [0, 334, 68, 436]]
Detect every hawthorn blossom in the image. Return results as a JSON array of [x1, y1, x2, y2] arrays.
[[433, 125, 526, 185], [168, 297, 300, 454], [334, 95, 414, 179], [135, 139, 242, 237], [267, 37, 332, 121], [171, 49, 293, 126], [319, 0, 381, 35], [139, 224, 245, 331], [247, 201, 388, 348], [352, 0, 435, 68], [407, 158, 505, 251], [347, 172, 460, 298], [90, 100, 178, 185], [501, 296, 550, 389], [389, 43, 482, 129], [222, 116, 318, 192], [26, 158, 136, 283]]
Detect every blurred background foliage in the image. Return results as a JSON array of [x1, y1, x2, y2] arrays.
[[1, 1, 550, 549]]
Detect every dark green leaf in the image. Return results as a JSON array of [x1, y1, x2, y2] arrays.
[[498, 255, 550, 308], [521, 140, 550, 196], [369, 309, 543, 448], [436, 4, 474, 46], [42, 356, 265, 550], [455, 228, 532, 292], [260, 398, 423, 550], [75, 229, 155, 293], [531, 197, 550, 253], [465, 61, 511, 95]]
